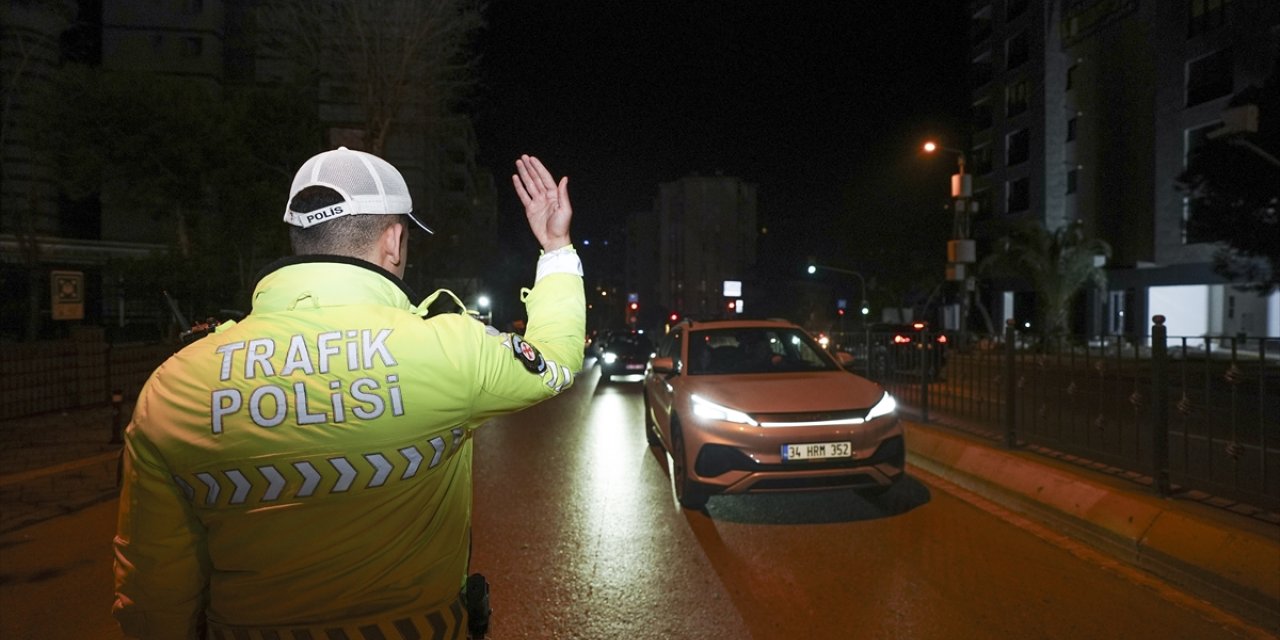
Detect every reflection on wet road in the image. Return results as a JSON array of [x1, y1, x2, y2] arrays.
[[470, 360, 1260, 639]]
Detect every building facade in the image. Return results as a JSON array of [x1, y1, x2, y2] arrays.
[[652, 175, 759, 321], [968, 0, 1279, 339], [1, 0, 494, 340]]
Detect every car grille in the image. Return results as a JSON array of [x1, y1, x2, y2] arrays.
[[749, 409, 871, 427]]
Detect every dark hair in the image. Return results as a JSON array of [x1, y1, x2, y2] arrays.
[[288, 185, 406, 256]]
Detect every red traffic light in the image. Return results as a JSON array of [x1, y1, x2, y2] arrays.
[[837, 309, 845, 316], [668, 313, 679, 322], [628, 302, 638, 311]]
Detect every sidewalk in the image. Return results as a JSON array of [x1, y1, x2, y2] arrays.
[[1, 404, 1277, 628], [0, 404, 126, 534], [903, 417, 1280, 630]]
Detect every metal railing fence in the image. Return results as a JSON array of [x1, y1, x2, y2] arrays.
[[830, 319, 1279, 511], [0, 338, 172, 421]]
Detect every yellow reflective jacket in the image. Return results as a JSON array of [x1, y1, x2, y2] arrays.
[[113, 253, 584, 639]]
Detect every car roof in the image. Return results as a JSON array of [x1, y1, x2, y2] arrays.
[[677, 318, 802, 331], [867, 321, 930, 330]]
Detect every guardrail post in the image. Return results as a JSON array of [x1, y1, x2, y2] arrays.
[[1003, 319, 1017, 448], [1150, 315, 1171, 497], [919, 333, 930, 423], [110, 389, 124, 444]]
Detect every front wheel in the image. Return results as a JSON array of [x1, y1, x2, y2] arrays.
[[642, 393, 662, 447], [670, 423, 709, 510]]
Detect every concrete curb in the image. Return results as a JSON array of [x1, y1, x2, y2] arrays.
[[904, 420, 1280, 628]]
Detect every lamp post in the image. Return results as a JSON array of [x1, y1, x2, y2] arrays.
[[923, 140, 978, 340], [477, 294, 491, 325], [806, 263, 869, 325]]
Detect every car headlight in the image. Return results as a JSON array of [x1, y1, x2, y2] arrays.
[[602, 352, 618, 364], [866, 392, 897, 420], [691, 394, 759, 426]]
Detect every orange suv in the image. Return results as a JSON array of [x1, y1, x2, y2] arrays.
[[642, 318, 904, 509]]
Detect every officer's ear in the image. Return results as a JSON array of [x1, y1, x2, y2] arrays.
[[379, 219, 407, 278]]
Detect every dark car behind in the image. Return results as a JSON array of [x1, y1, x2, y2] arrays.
[[598, 332, 654, 382]]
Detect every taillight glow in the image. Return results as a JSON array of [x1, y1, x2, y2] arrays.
[[936, 335, 948, 344], [893, 334, 912, 344]]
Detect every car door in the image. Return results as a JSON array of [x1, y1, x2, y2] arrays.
[[645, 328, 683, 432]]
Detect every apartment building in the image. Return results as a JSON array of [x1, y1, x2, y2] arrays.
[[1, 0, 494, 338], [968, 0, 1279, 339]]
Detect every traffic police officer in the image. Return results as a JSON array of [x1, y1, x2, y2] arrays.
[[112, 148, 584, 639]]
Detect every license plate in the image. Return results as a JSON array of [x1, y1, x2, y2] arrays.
[[625, 363, 645, 370], [782, 441, 852, 461]]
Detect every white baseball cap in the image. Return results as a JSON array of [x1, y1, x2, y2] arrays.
[[283, 146, 433, 233]]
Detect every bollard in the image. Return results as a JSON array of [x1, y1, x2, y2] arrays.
[[110, 389, 124, 444], [1003, 319, 1017, 448], [1150, 316, 1171, 497]]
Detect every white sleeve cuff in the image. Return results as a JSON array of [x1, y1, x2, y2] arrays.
[[536, 246, 584, 282]]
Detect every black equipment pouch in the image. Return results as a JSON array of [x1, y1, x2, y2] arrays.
[[465, 572, 491, 638]]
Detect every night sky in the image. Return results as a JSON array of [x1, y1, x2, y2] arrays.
[[471, 2, 972, 274]]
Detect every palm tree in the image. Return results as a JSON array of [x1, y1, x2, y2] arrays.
[[980, 219, 1111, 340]]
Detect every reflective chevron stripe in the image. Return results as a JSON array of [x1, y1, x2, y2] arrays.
[[173, 475, 195, 500], [427, 436, 445, 468], [295, 460, 320, 497], [330, 457, 357, 492], [225, 469, 251, 504], [174, 430, 469, 507], [196, 472, 220, 505], [258, 465, 285, 501], [365, 453, 392, 488], [205, 593, 466, 640], [399, 446, 423, 479]]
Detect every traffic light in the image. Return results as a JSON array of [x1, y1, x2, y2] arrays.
[[629, 302, 638, 311], [668, 312, 679, 323], [838, 308, 845, 316]]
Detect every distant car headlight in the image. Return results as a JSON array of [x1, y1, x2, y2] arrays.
[[866, 392, 897, 420], [691, 394, 759, 426], [602, 352, 618, 364]]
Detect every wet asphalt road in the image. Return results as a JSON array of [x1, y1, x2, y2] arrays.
[[0, 360, 1265, 639], [469, 363, 1261, 640]]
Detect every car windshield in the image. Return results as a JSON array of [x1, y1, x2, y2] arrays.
[[607, 335, 653, 356], [686, 327, 838, 375]]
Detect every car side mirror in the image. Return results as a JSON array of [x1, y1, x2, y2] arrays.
[[650, 356, 677, 375]]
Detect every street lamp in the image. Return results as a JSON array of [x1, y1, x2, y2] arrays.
[[922, 140, 972, 239], [477, 294, 492, 325], [806, 262, 869, 323], [923, 138, 978, 340]]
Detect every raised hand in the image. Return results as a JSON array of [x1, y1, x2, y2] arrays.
[[512, 155, 572, 252]]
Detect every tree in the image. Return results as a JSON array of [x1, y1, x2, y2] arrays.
[[258, 0, 484, 155], [2, 3, 77, 340], [32, 67, 321, 319], [1177, 64, 1280, 295], [979, 219, 1111, 339]]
